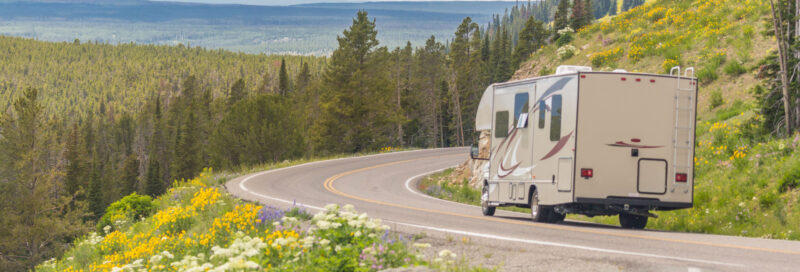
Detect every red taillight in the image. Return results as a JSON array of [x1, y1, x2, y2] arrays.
[[636, 78, 641, 82], [581, 168, 594, 178], [650, 79, 656, 83], [621, 77, 627, 81], [580, 74, 586, 78], [676, 173, 688, 182]]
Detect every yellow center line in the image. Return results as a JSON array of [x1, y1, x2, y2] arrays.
[[323, 154, 800, 256]]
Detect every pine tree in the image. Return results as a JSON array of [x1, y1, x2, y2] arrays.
[[145, 97, 165, 197], [512, 17, 548, 67], [295, 62, 311, 94], [121, 154, 139, 196], [583, 0, 595, 26], [257, 72, 272, 94], [278, 58, 290, 96], [312, 10, 395, 153], [0, 88, 88, 270], [64, 123, 85, 196], [571, 0, 588, 30], [88, 157, 104, 220], [172, 109, 201, 181], [145, 157, 163, 197], [228, 78, 247, 107], [449, 17, 476, 146], [553, 0, 571, 36]]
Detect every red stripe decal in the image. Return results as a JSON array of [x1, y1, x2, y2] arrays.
[[540, 131, 574, 160]]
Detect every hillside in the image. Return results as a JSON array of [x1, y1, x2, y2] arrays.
[[428, 0, 800, 240], [515, 0, 772, 119], [0, 36, 325, 118]]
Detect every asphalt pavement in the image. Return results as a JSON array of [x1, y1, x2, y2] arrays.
[[225, 148, 800, 271]]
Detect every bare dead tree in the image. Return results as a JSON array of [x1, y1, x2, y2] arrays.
[[770, 0, 793, 134]]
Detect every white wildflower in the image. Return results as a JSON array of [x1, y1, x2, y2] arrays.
[[316, 220, 331, 230], [319, 239, 330, 246], [413, 243, 431, 248]]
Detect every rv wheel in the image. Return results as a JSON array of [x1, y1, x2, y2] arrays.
[[619, 213, 648, 229], [529, 189, 552, 222], [481, 184, 495, 216]]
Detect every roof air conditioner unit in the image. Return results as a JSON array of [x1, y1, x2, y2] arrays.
[[556, 65, 592, 75]]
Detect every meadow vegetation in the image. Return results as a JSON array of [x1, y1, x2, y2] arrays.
[[35, 168, 481, 271]]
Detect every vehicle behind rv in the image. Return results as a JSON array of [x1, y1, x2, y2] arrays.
[[472, 66, 697, 229]]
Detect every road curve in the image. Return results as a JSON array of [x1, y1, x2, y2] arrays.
[[226, 148, 800, 271]]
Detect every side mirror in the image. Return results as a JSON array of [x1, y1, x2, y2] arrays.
[[470, 143, 480, 160]]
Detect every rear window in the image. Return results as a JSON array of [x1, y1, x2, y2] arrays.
[[495, 111, 509, 138], [550, 95, 562, 141]]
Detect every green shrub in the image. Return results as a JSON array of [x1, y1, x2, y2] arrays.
[[723, 60, 746, 76], [709, 90, 724, 109], [96, 193, 156, 232], [696, 66, 718, 84], [556, 33, 573, 47], [539, 66, 554, 76], [779, 163, 800, 192]]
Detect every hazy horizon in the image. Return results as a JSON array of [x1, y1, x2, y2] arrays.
[[151, 0, 520, 6]]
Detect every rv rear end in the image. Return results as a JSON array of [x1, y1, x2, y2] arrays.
[[572, 72, 696, 225]]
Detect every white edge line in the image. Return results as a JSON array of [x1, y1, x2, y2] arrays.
[[384, 220, 744, 268], [233, 150, 743, 268], [403, 165, 480, 209], [236, 148, 466, 210], [403, 166, 537, 217]]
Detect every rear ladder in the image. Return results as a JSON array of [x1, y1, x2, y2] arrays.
[[669, 66, 695, 193]]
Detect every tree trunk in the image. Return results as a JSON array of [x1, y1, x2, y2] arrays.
[[771, 0, 793, 134], [396, 70, 404, 146]]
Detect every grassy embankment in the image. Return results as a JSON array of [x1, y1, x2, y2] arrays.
[[422, 0, 800, 240], [35, 149, 492, 271]]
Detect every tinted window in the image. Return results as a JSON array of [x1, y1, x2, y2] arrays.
[[538, 100, 546, 129], [514, 93, 529, 128], [550, 95, 562, 141], [495, 111, 509, 138]]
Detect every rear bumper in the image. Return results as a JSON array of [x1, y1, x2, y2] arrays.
[[576, 196, 692, 211]]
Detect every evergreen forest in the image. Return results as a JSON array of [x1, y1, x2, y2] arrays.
[[0, 0, 645, 270]]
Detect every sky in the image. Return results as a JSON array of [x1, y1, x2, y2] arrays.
[[151, 0, 516, 6]]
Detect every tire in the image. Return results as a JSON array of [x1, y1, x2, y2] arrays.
[[529, 189, 552, 222], [481, 183, 495, 216], [619, 213, 648, 229]]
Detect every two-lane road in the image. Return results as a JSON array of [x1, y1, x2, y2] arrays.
[[226, 148, 800, 271]]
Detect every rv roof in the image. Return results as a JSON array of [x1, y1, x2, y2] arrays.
[[556, 65, 592, 75]]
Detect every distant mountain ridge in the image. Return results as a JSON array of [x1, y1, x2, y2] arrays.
[[0, 0, 521, 54]]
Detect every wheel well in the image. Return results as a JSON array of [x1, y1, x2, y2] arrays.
[[527, 185, 537, 206]]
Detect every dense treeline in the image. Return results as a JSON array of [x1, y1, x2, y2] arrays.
[[756, 0, 800, 136], [0, 1, 640, 269]]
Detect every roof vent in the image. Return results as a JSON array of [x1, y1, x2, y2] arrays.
[[612, 69, 627, 73], [556, 65, 592, 75]]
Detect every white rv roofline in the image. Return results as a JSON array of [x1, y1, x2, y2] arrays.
[[493, 71, 697, 88]]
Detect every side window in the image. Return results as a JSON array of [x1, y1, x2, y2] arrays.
[[538, 100, 546, 129], [550, 95, 562, 141], [495, 111, 509, 138], [514, 93, 529, 128]]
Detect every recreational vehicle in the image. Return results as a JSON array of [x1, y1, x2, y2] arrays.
[[470, 66, 697, 229]]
